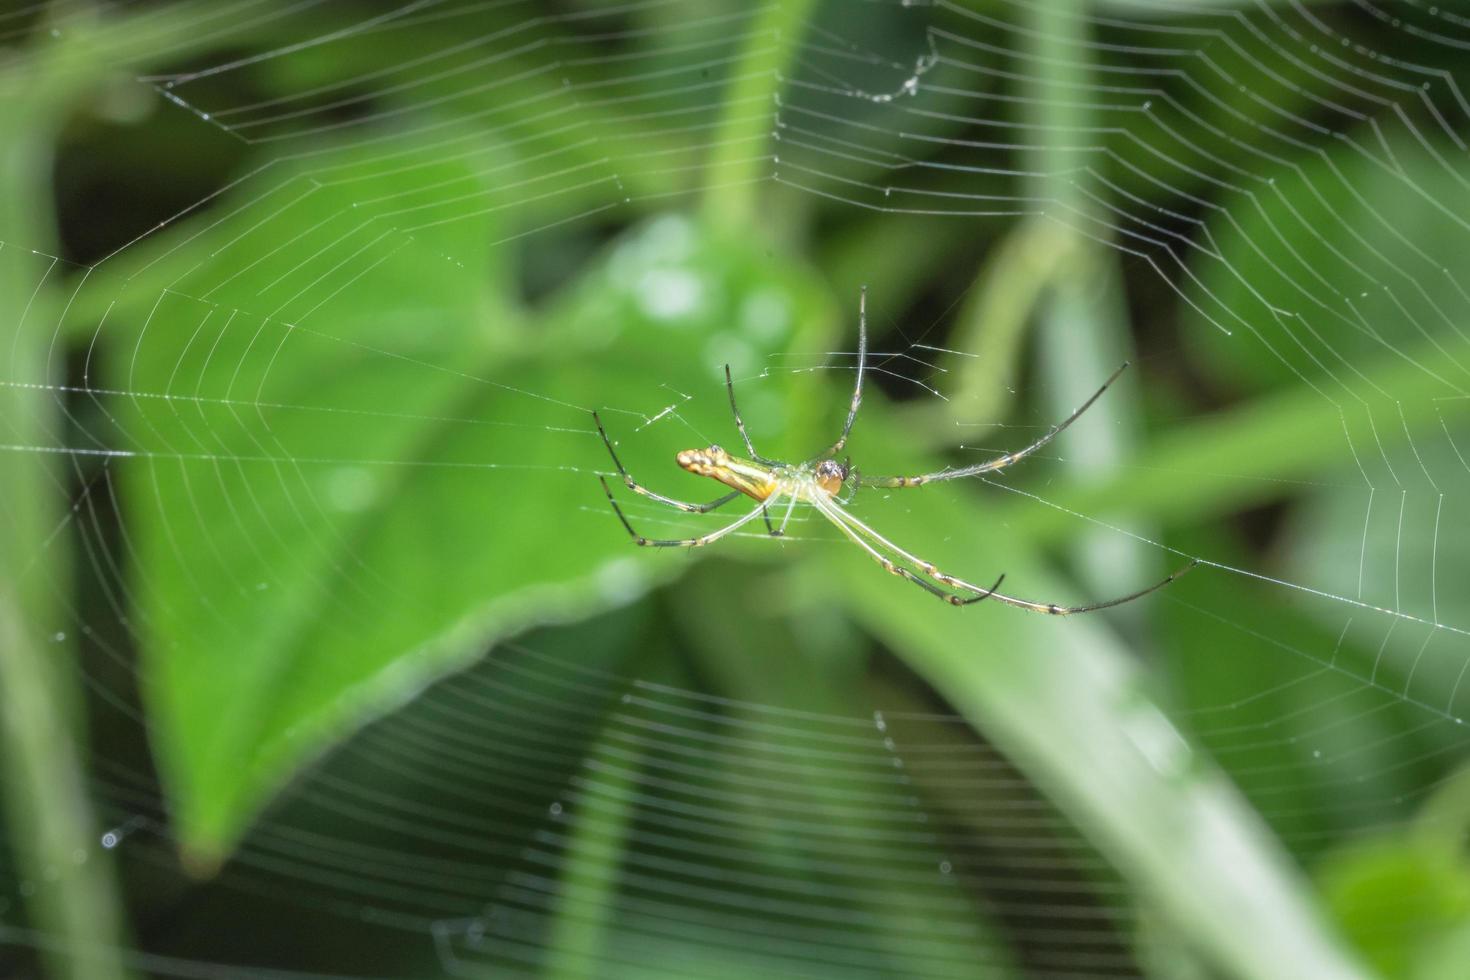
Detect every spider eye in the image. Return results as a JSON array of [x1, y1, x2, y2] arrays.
[[817, 459, 846, 481], [708, 444, 724, 455]]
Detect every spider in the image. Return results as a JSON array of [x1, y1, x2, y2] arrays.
[[594, 287, 1196, 613]]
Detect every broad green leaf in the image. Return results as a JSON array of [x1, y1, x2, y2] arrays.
[[1318, 837, 1470, 979], [78, 137, 831, 857], [1313, 717, 1470, 977]]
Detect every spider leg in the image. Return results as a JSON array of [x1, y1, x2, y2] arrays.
[[774, 496, 799, 537], [970, 562, 1198, 614], [593, 411, 743, 513], [824, 496, 1196, 614], [858, 362, 1128, 489], [601, 477, 778, 548], [813, 496, 1003, 606], [761, 504, 781, 537], [816, 285, 867, 460], [725, 365, 782, 466]]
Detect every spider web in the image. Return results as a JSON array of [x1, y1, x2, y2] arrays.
[[3, 0, 1470, 976]]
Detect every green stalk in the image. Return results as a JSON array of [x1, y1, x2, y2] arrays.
[[544, 740, 642, 980], [702, 0, 820, 228], [0, 129, 129, 980], [0, 8, 238, 973], [942, 219, 1076, 428], [1026, 1, 1153, 628], [0, 596, 128, 980], [998, 329, 1470, 548], [830, 407, 1370, 980], [824, 6, 1363, 975]]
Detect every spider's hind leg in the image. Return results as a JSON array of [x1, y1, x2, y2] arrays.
[[599, 477, 777, 548], [593, 411, 742, 513]]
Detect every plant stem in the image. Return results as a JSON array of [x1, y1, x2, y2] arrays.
[[998, 328, 1470, 548], [0, 20, 141, 980], [1026, 0, 1153, 628], [702, 0, 819, 229], [543, 737, 641, 980], [831, 408, 1370, 980]]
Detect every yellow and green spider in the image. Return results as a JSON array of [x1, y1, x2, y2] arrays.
[[595, 288, 1195, 613]]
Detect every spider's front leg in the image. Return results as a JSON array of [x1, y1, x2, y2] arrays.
[[814, 286, 868, 460], [724, 365, 781, 467], [857, 362, 1130, 489]]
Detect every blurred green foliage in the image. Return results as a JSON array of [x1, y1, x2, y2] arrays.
[[8, 1, 1470, 978]]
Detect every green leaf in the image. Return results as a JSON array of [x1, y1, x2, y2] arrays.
[[1318, 838, 1470, 979], [82, 138, 830, 857]]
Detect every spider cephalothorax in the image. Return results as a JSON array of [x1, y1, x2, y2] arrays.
[[594, 286, 1196, 612], [813, 458, 849, 496]]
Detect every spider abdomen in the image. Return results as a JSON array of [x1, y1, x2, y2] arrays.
[[676, 446, 779, 501]]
